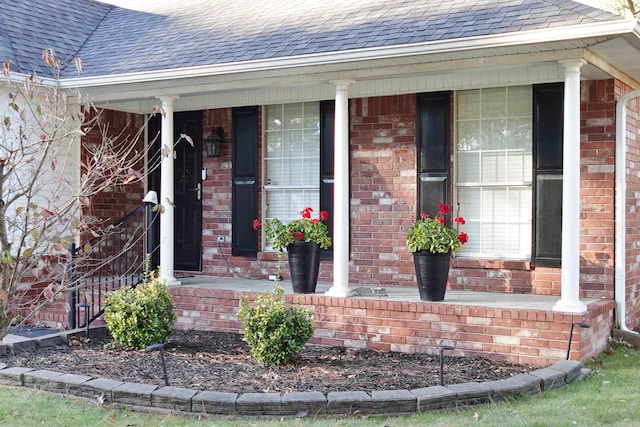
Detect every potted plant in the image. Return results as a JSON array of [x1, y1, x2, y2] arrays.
[[253, 207, 331, 293], [407, 202, 468, 301]]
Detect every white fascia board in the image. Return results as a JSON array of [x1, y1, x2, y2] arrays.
[[56, 19, 638, 90]]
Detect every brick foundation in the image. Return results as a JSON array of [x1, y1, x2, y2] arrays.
[[169, 286, 614, 367]]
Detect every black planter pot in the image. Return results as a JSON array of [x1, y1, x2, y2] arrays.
[[413, 251, 451, 301], [286, 242, 321, 294]]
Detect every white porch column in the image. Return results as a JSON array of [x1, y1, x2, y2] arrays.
[[553, 60, 586, 313], [158, 96, 180, 286], [325, 80, 354, 297]]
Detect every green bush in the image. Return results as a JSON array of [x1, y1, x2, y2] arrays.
[[104, 270, 176, 349], [238, 286, 315, 366]]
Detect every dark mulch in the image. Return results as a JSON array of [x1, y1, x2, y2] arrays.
[[1, 330, 531, 394]]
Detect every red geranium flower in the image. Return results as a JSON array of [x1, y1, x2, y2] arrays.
[[252, 207, 332, 253], [407, 201, 469, 254], [438, 203, 450, 215], [458, 232, 469, 244]]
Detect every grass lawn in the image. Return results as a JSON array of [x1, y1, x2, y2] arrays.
[[0, 343, 638, 426]]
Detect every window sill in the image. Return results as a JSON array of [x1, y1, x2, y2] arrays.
[[452, 257, 532, 271]]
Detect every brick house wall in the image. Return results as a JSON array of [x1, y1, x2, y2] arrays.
[[68, 78, 629, 305], [85, 109, 146, 222], [617, 81, 640, 330], [200, 81, 622, 301]]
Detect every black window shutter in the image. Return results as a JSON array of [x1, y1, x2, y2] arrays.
[[416, 92, 451, 217], [533, 83, 564, 266], [320, 100, 335, 257], [232, 107, 259, 257]]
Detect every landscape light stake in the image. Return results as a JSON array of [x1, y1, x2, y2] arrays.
[[566, 322, 590, 360], [146, 343, 170, 386], [438, 345, 455, 386], [76, 303, 90, 338]]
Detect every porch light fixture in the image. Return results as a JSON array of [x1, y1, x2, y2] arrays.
[[566, 322, 590, 360], [438, 344, 455, 386], [205, 126, 225, 158]]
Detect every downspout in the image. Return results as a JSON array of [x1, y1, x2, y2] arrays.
[[614, 89, 640, 334]]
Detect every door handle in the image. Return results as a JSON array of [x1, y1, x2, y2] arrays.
[[190, 183, 202, 200]]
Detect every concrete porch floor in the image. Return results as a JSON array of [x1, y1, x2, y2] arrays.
[[175, 275, 601, 311]]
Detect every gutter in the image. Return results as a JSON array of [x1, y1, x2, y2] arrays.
[[53, 19, 638, 89], [615, 89, 640, 335]]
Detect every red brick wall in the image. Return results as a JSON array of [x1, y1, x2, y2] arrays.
[[64, 83, 625, 304], [85, 109, 146, 222], [198, 88, 623, 300], [170, 286, 614, 366], [616, 81, 640, 330], [579, 80, 616, 299], [348, 95, 417, 286], [201, 108, 234, 276]]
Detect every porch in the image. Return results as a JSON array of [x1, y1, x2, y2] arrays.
[[169, 276, 614, 367]]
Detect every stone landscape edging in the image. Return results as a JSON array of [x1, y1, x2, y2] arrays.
[[0, 327, 591, 417]]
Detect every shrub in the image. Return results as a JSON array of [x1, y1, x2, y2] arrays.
[[104, 270, 176, 349], [238, 286, 315, 366]]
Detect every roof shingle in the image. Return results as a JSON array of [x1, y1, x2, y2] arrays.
[[0, 0, 624, 78]]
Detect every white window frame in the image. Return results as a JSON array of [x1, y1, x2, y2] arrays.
[[262, 102, 321, 250], [454, 86, 533, 259]]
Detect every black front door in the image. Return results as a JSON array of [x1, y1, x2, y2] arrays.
[[148, 111, 203, 272], [173, 112, 203, 271]]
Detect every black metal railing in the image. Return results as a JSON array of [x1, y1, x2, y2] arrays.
[[67, 201, 158, 329]]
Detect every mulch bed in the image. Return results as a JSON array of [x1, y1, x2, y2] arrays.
[[1, 329, 531, 394]]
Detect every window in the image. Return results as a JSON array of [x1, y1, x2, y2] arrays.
[[263, 102, 321, 247], [455, 86, 533, 258]]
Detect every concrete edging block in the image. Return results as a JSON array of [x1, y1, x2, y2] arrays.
[[529, 367, 565, 391], [549, 360, 583, 383], [191, 390, 238, 415], [504, 373, 542, 395], [112, 382, 158, 406], [411, 385, 457, 411], [236, 392, 281, 416], [23, 369, 65, 390], [151, 386, 198, 411], [0, 367, 34, 386], [53, 373, 94, 395], [447, 381, 494, 406], [371, 389, 416, 414], [327, 391, 372, 415], [281, 391, 327, 415], [81, 378, 125, 402]]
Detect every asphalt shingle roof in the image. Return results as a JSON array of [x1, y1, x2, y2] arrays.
[[0, 0, 111, 75], [0, 0, 623, 78]]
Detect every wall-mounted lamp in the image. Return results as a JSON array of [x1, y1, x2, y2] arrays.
[[205, 126, 225, 158]]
